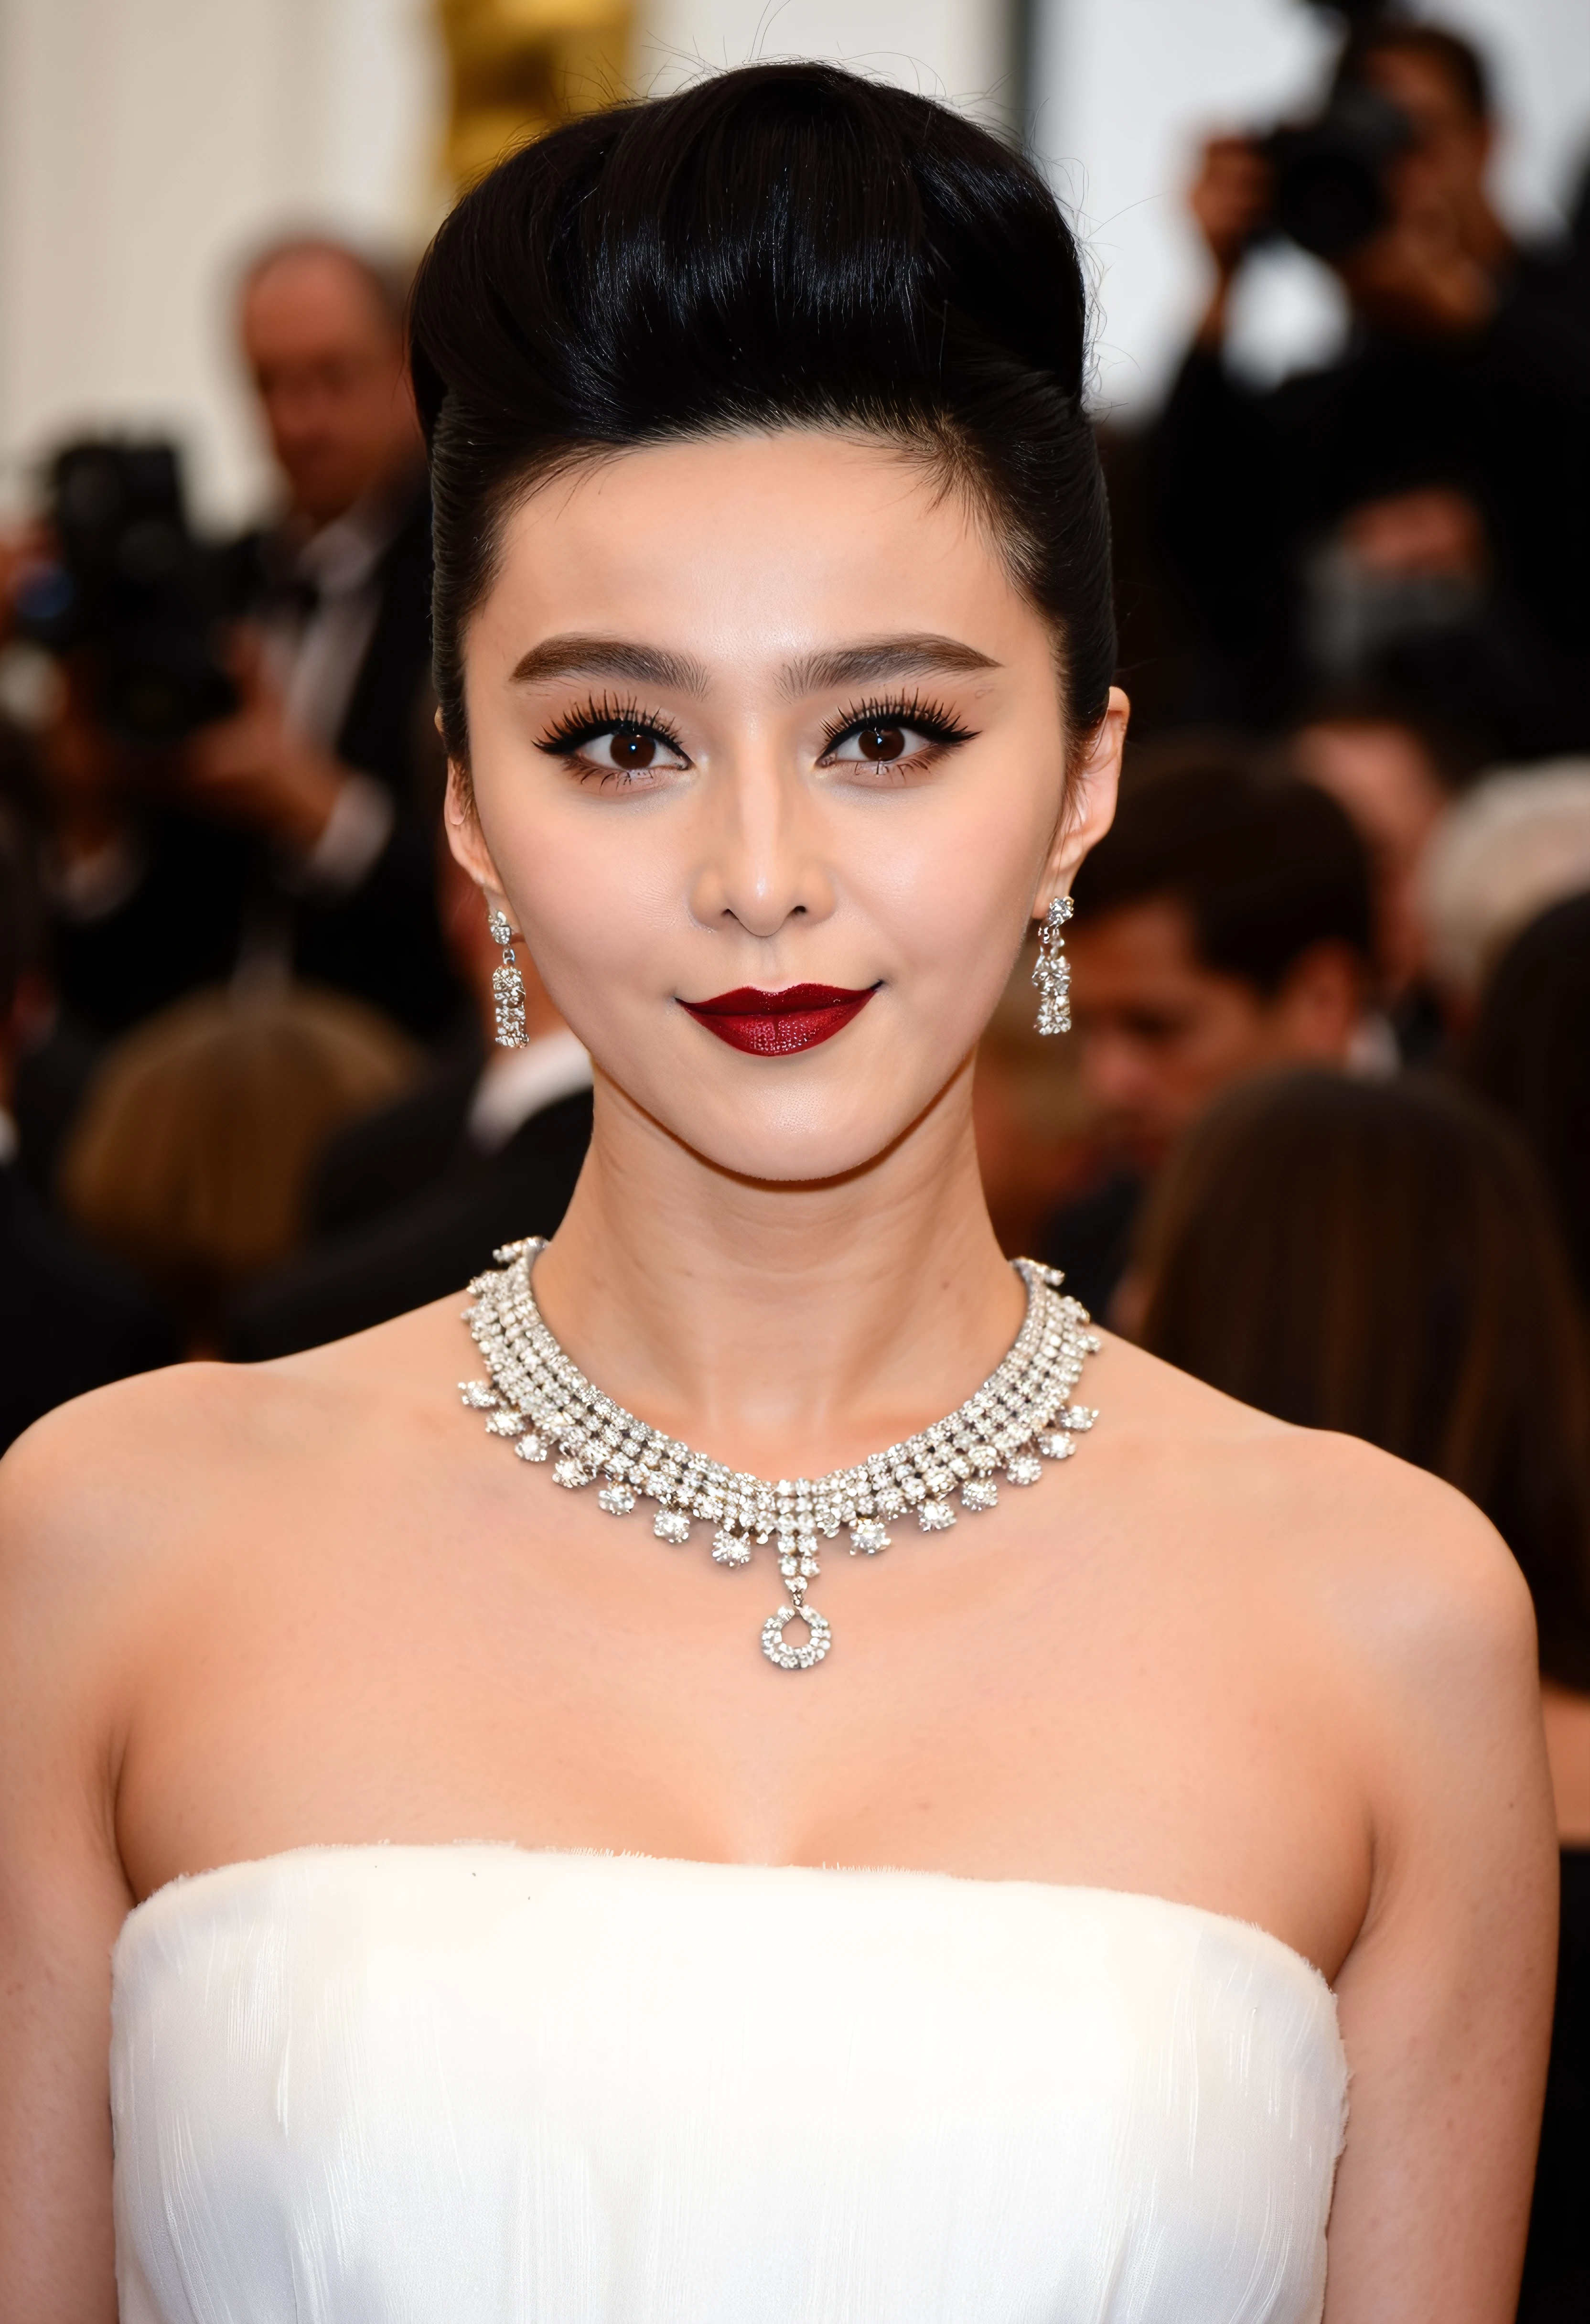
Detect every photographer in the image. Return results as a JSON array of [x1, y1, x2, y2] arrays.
[[1152, 18, 1590, 746], [20, 238, 458, 1046]]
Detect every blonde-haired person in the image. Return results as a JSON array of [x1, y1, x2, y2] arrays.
[[60, 981, 414, 1351]]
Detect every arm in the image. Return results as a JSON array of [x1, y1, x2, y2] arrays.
[[1185, 133, 1273, 353], [0, 1413, 139, 2324], [1322, 1467, 1557, 2322]]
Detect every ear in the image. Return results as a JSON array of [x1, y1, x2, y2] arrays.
[[1034, 685, 1128, 918], [443, 758, 512, 922]]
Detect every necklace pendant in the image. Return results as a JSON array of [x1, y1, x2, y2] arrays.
[[762, 1594, 833, 1671], [464, 1243, 1098, 1678]]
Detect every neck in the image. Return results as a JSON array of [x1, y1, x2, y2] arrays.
[[531, 1057, 1023, 1478]]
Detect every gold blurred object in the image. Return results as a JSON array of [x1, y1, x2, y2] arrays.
[[438, 0, 635, 185]]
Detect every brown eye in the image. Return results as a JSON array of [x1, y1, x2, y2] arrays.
[[858, 724, 907, 761], [610, 727, 657, 769]]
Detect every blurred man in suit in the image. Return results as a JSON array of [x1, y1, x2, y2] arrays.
[[1042, 762, 1375, 1319], [226, 844, 591, 1357], [44, 237, 460, 1044]]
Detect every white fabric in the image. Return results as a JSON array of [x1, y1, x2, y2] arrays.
[[467, 1029, 593, 1154], [259, 488, 406, 896], [111, 1845, 1346, 2324], [265, 496, 398, 752]]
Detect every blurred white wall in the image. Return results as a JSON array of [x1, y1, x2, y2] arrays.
[[1031, 0, 1590, 420], [0, 0, 445, 526], [637, 0, 1010, 116], [0, 0, 1007, 531]]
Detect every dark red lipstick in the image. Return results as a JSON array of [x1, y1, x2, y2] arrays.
[[680, 983, 878, 1055]]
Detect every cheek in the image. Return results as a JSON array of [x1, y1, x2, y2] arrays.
[[863, 830, 1032, 1031], [491, 807, 683, 1016]]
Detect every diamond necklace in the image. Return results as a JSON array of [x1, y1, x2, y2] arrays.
[[460, 1239, 1100, 1671]]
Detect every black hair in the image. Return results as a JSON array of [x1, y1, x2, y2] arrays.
[[1468, 892, 1590, 1316], [408, 63, 1114, 764], [1136, 1070, 1590, 1690], [1070, 761, 1373, 995], [1338, 22, 1492, 124]]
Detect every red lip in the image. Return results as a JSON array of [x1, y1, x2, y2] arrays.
[[680, 983, 878, 1055]]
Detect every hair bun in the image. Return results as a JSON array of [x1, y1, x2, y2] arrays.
[[411, 63, 1112, 757]]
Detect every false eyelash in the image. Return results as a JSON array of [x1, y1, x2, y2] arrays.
[[819, 693, 979, 755], [536, 694, 688, 758]]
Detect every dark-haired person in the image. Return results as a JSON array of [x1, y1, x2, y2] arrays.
[[1469, 890, 1590, 1321], [1154, 20, 1590, 749], [1129, 1067, 1590, 2324], [1285, 690, 1476, 1063], [1042, 761, 1375, 1315], [0, 67, 1552, 2323]]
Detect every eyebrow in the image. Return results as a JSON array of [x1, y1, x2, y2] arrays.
[[508, 631, 999, 698], [509, 635, 711, 693], [783, 635, 1000, 695]]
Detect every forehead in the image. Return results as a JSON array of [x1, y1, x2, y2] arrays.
[[1360, 47, 1475, 126], [481, 431, 1039, 672], [242, 253, 392, 355], [1069, 896, 1210, 986]]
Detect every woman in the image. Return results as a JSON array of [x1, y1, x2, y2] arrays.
[[1467, 901, 1590, 2324], [1131, 1066, 1590, 2324], [1470, 889, 1590, 1315], [0, 66, 1552, 2324]]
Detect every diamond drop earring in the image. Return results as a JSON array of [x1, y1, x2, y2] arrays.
[[487, 905, 528, 1047], [1032, 894, 1074, 1035]]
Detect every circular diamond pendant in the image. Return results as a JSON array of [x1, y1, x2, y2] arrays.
[[762, 1600, 832, 1670]]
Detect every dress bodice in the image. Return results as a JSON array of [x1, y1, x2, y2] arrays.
[[111, 1846, 1346, 2324]]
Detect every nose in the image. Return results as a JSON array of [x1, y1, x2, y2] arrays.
[[687, 742, 837, 942]]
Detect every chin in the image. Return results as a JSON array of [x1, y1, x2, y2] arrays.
[[623, 1052, 951, 1186]]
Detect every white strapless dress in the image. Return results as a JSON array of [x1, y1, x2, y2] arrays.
[[111, 1847, 1346, 2324]]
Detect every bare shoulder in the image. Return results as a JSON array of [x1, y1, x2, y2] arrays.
[[1096, 1329, 1538, 1688], [0, 1292, 464, 1615]]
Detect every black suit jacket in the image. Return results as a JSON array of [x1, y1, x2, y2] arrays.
[[0, 1168, 179, 1451], [51, 483, 459, 1044], [309, 1030, 482, 1238], [226, 1088, 592, 1360], [287, 483, 459, 1038], [1039, 1170, 1143, 1325]]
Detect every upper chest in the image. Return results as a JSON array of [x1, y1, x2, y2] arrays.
[[114, 1406, 1371, 1972]]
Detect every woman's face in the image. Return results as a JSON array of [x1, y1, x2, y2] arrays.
[[450, 430, 1123, 1183]]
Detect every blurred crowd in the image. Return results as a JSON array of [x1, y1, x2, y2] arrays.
[[0, 14, 1587, 2311]]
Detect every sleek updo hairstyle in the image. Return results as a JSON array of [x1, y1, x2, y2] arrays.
[[408, 63, 1114, 766]]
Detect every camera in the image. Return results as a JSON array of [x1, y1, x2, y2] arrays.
[[12, 439, 243, 747], [1258, 80, 1415, 261]]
